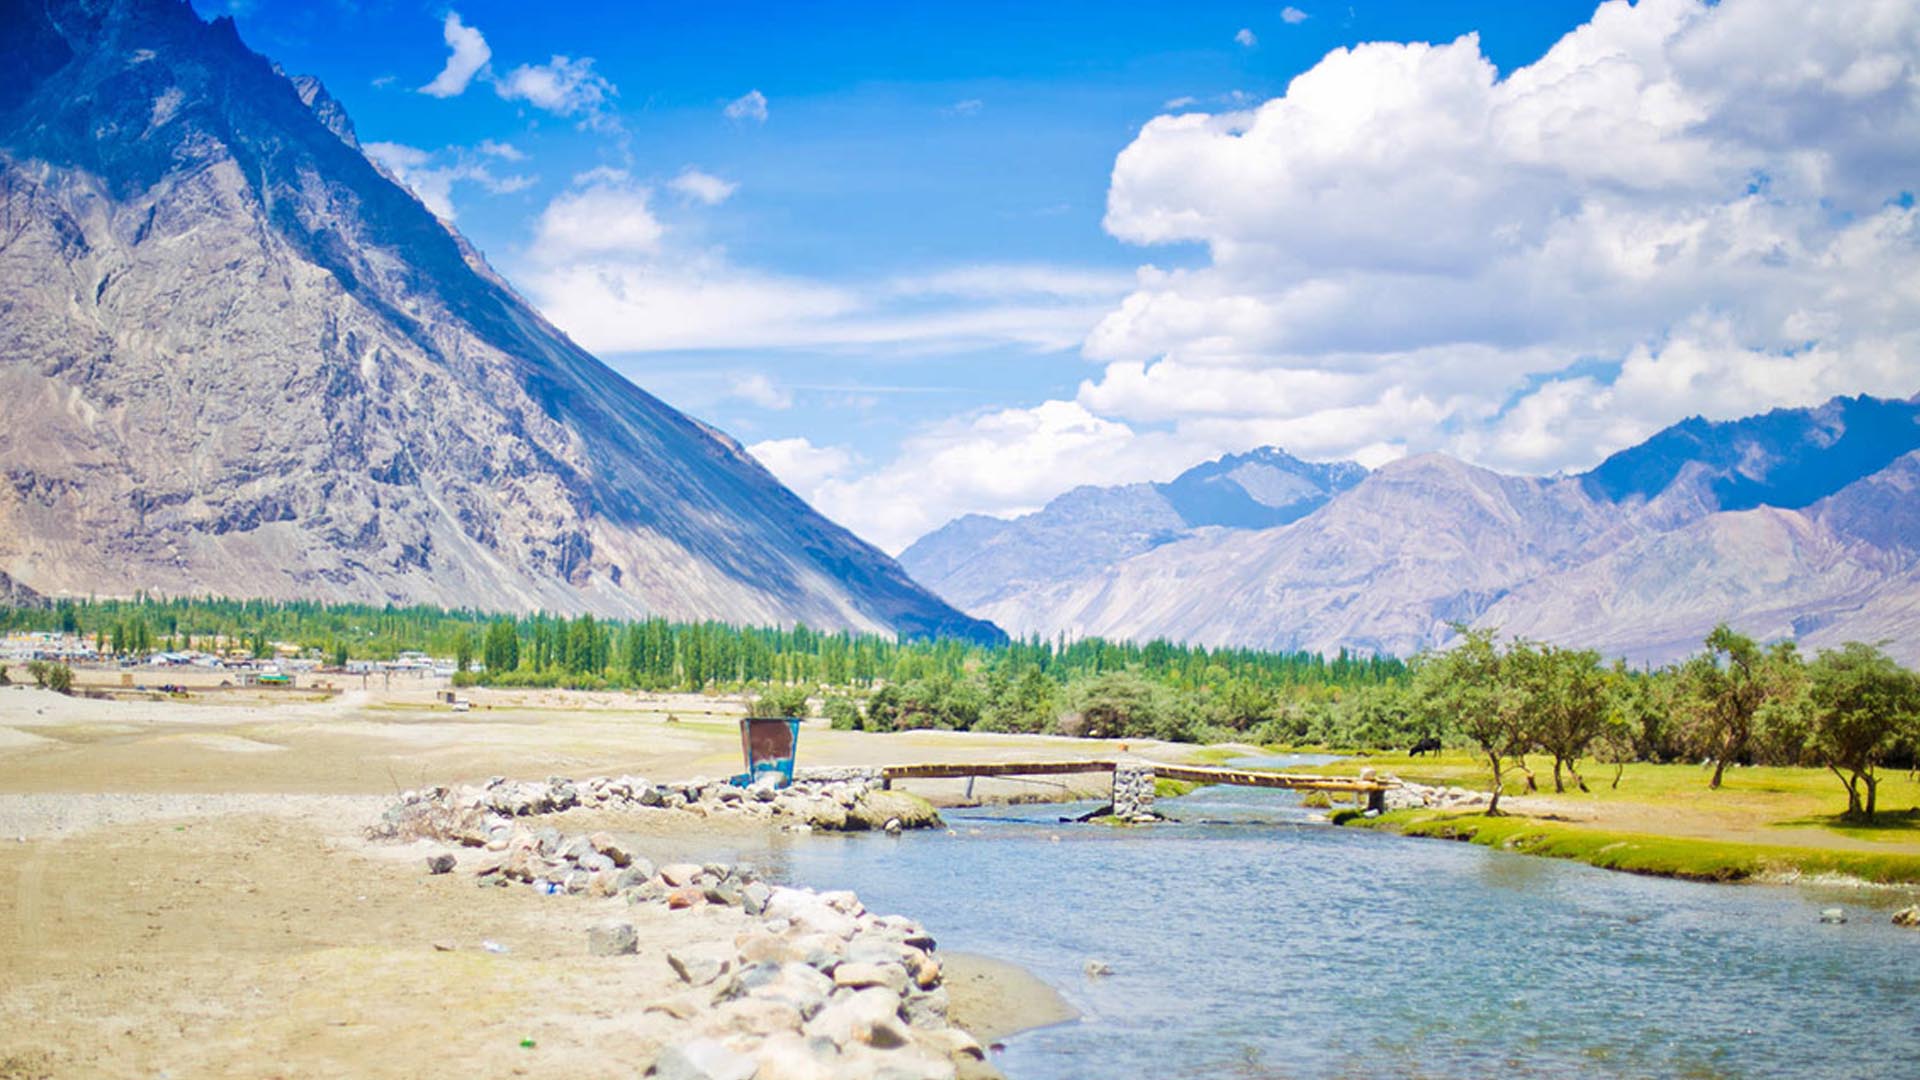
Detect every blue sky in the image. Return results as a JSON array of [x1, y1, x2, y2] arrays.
[[203, 0, 1920, 551]]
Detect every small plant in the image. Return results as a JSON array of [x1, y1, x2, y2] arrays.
[[822, 693, 864, 731], [0, 662, 9, 685], [25, 661, 73, 694], [748, 684, 812, 719]]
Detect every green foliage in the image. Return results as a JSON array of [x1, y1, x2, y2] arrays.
[[822, 693, 864, 731], [1678, 624, 1804, 788], [1806, 642, 1920, 820], [868, 675, 985, 732], [748, 684, 812, 719], [26, 660, 73, 694], [0, 663, 8, 686]]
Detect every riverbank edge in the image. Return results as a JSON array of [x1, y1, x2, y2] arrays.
[[1337, 808, 1920, 888]]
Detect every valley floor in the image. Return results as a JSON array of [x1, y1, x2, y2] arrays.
[[0, 684, 1115, 1079]]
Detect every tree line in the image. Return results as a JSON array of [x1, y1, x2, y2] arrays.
[[1410, 625, 1920, 820], [0, 595, 1405, 703]]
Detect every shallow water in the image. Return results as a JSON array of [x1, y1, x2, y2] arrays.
[[664, 762, 1920, 1079]]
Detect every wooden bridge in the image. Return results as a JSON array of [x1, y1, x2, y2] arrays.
[[864, 759, 1397, 817]]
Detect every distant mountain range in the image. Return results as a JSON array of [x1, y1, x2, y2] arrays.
[[900, 447, 1365, 614], [900, 395, 1920, 663], [0, 0, 996, 641]]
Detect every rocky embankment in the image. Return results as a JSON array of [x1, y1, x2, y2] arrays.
[[1380, 780, 1492, 812], [370, 775, 992, 1079], [372, 771, 942, 844]]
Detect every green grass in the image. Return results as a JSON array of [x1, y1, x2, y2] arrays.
[[1350, 809, 1920, 885]]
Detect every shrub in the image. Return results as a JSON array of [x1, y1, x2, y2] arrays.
[[749, 684, 812, 719], [27, 661, 73, 694], [822, 693, 863, 731]]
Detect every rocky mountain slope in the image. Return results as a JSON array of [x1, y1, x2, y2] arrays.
[[910, 395, 1920, 663], [898, 447, 1365, 612], [0, 0, 997, 640]]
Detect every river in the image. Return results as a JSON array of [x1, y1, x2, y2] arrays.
[[660, 757, 1920, 1079]]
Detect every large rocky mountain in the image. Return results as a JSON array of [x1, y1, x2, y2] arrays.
[[898, 447, 1365, 613], [0, 0, 998, 640], [904, 395, 1920, 663]]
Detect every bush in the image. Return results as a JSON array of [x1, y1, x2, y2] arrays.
[[749, 684, 812, 719], [0, 663, 8, 686], [822, 693, 864, 731], [26, 661, 73, 694]]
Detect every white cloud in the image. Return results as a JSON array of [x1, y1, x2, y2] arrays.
[[497, 55, 616, 121], [476, 139, 525, 161], [366, 140, 536, 221], [670, 168, 738, 206], [1281, 7, 1310, 24], [728, 373, 793, 410], [724, 89, 769, 123], [419, 12, 490, 98], [748, 438, 858, 493], [519, 168, 1129, 355], [1235, 28, 1258, 47], [751, 0, 1920, 550], [947, 98, 985, 116], [763, 403, 1200, 552], [532, 177, 664, 259], [1081, 0, 1920, 478]]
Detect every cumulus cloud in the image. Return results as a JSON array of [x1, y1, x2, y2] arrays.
[[747, 0, 1920, 550], [532, 176, 664, 259], [420, 12, 490, 98], [497, 55, 617, 121], [670, 168, 738, 206], [1235, 28, 1258, 47], [1281, 7, 1309, 24], [754, 403, 1198, 552], [748, 438, 859, 493], [364, 140, 535, 220], [1080, 0, 1920, 477], [724, 89, 769, 123]]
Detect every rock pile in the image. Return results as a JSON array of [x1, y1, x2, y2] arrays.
[[1381, 781, 1492, 811], [406, 814, 997, 1079], [368, 773, 940, 845]]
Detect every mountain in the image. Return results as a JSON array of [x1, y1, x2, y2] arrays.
[[0, 0, 998, 641], [1579, 394, 1920, 510], [910, 395, 1920, 664], [897, 447, 1366, 612]]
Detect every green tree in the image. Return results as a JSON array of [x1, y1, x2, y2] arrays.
[[1679, 625, 1798, 789], [453, 629, 474, 674], [331, 639, 349, 669], [821, 693, 864, 731], [1414, 627, 1529, 815], [1516, 643, 1608, 792], [1070, 671, 1167, 740], [748, 684, 812, 718], [1806, 642, 1920, 820], [482, 619, 519, 675]]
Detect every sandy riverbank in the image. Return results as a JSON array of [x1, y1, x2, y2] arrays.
[[0, 685, 1119, 1077]]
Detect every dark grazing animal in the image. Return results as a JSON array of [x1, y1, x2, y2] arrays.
[[1409, 737, 1443, 757]]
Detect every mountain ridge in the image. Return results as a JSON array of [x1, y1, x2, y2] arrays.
[[909, 394, 1920, 663], [0, 0, 1000, 641]]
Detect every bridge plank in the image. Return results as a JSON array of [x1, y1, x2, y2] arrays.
[[874, 759, 1392, 792]]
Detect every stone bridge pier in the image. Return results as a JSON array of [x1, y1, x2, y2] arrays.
[[1110, 765, 1157, 820]]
